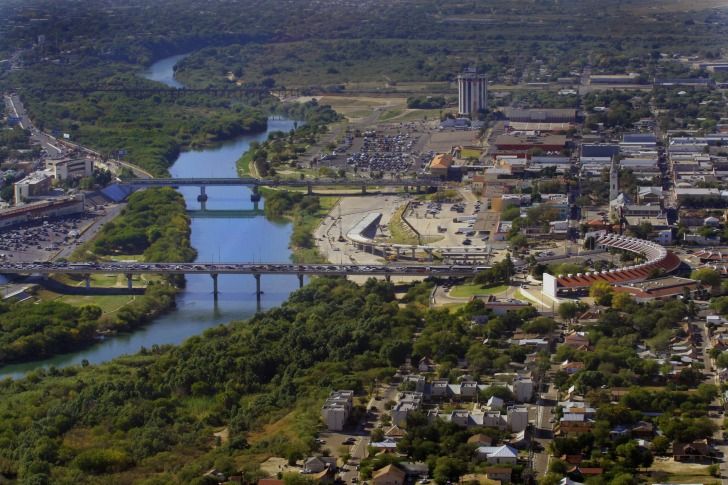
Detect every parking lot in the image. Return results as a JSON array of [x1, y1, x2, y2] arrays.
[[316, 122, 433, 177], [0, 215, 95, 262]]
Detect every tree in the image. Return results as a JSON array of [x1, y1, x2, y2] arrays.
[[611, 292, 634, 311], [433, 457, 466, 485], [589, 281, 613, 306], [691, 268, 721, 289], [558, 301, 585, 323]]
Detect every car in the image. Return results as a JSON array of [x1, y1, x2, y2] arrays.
[[419, 480, 430, 484]]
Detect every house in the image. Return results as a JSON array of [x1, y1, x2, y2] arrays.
[[630, 421, 654, 439], [418, 357, 435, 372], [258, 480, 284, 485], [673, 440, 711, 462], [560, 360, 585, 375], [399, 462, 429, 481], [560, 455, 583, 466], [475, 445, 518, 464], [391, 392, 424, 427], [467, 433, 494, 447], [429, 154, 453, 178], [506, 405, 529, 433], [567, 467, 603, 479], [487, 396, 504, 410], [563, 332, 590, 350], [372, 464, 406, 485], [303, 456, 337, 473], [485, 467, 512, 483], [311, 468, 336, 484], [509, 430, 529, 449], [384, 425, 407, 440]]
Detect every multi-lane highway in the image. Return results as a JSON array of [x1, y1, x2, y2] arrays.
[[0, 261, 489, 277]]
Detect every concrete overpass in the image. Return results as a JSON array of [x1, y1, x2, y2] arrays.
[[0, 261, 489, 301]]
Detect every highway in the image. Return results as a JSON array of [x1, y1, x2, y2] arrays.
[[0, 261, 489, 278]]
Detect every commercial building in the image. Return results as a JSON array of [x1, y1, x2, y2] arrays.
[[0, 195, 85, 229], [503, 108, 576, 123], [613, 276, 699, 302], [457, 68, 488, 117], [48, 157, 94, 180], [493, 134, 567, 152], [13, 172, 52, 204], [589, 73, 641, 85], [321, 390, 354, 431], [429, 153, 453, 177]]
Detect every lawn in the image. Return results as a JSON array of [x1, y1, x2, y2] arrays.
[[450, 283, 507, 298], [645, 458, 716, 484], [388, 204, 420, 245], [460, 148, 482, 159], [36, 289, 136, 314]]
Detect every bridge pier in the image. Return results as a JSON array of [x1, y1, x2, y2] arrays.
[[211, 273, 218, 298], [197, 185, 208, 201], [126, 274, 133, 290], [298, 274, 304, 289], [254, 273, 261, 303], [385, 274, 391, 282], [411, 248, 416, 260], [250, 185, 261, 211], [307, 183, 313, 195], [361, 185, 367, 195], [84, 275, 91, 289]]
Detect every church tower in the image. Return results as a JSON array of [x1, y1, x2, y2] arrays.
[[609, 155, 619, 202]]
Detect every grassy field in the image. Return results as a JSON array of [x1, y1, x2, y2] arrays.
[[460, 148, 483, 159], [645, 458, 717, 484], [450, 283, 507, 298], [291, 196, 340, 264], [36, 289, 136, 314], [388, 204, 420, 245]]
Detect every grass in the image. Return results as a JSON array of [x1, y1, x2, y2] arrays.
[[388, 204, 420, 245], [450, 283, 507, 298], [291, 196, 340, 264], [645, 459, 717, 484], [36, 289, 135, 314], [460, 148, 482, 159]]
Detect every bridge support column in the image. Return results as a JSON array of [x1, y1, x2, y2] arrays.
[[197, 186, 208, 202], [254, 274, 261, 304], [404, 185, 408, 193], [307, 183, 313, 195], [361, 185, 367, 195], [250, 185, 261, 211], [126, 274, 133, 290], [411, 248, 416, 260], [298, 274, 304, 289], [211, 273, 219, 299], [385, 274, 391, 282], [84, 275, 91, 289]]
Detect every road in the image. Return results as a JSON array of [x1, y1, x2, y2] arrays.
[[532, 384, 557, 477], [0, 261, 492, 278], [5, 94, 64, 158], [54, 204, 126, 260]]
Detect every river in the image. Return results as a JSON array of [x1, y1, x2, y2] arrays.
[[0, 55, 300, 379]]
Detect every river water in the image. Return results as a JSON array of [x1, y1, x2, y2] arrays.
[[0, 55, 299, 379]]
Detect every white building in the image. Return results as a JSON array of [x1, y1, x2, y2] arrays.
[[48, 158, 94, 180], [391, 392, 423, 427], [506, 405, 529, 432], [458, 68, 487, 117], [13, 171, 52, 204], [475, 445, 518, 464], [321, 390, 354, 431]]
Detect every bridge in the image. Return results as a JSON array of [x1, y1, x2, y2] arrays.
[[27, 86, 301, 98], [124, 177, 446, 208], [0, 261, 488, 302]]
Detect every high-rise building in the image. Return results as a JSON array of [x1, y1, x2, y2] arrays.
[[458, 68, 488, 117]]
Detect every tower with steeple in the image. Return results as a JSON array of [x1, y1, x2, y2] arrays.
[[609, 155, 619, 203]]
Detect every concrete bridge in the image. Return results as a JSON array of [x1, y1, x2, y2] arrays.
[[0, 261, 488, 302], [124, 177, 446, 209]]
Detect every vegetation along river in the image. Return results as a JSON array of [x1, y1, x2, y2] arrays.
[[0, 55, 300, 379]]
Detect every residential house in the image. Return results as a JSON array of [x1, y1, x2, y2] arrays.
[[418, 357, 435, 372], [485, 467, 512, 483], [476, 445, 519, 465], [303, 456, 337, 474], [372, 464, 406, 485], [468, 434, 494, 447], [563, 332, 590, 350], [391, 392, 424, 427], [673, 440, 711, 462], [560, 360, 585, 375]]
